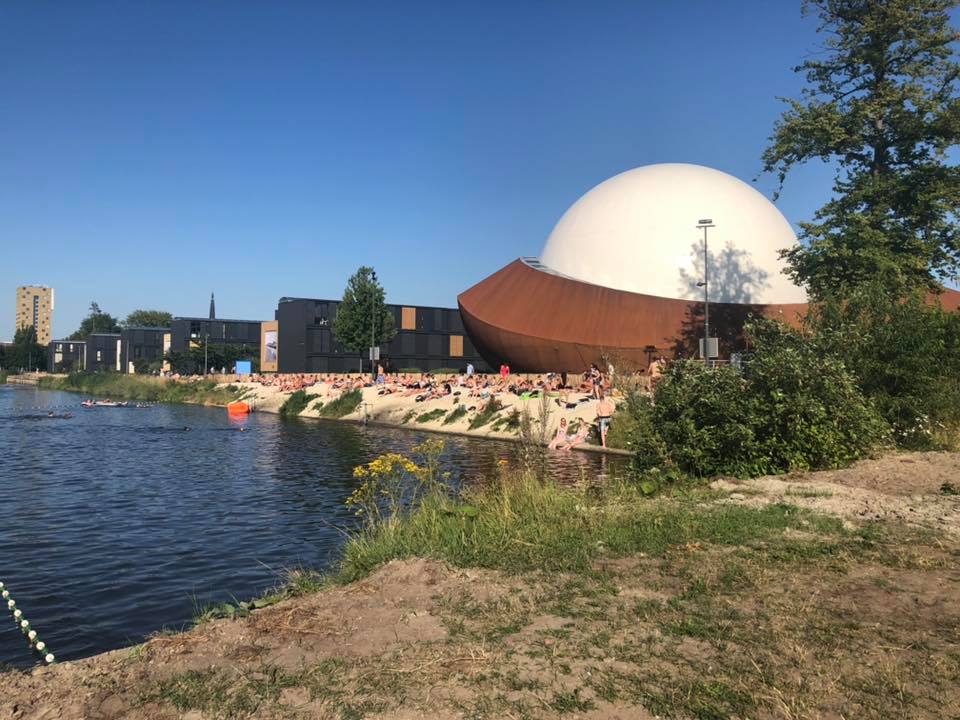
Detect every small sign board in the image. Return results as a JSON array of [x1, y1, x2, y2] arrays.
[[699, 337, 719, 359], [235, 360, 252, 375], [368, 346, 380, 361]]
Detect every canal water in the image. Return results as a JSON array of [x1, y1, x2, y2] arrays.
[[0, 384, 622, 667]]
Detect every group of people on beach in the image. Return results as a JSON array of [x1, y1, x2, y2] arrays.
[[172, 356, 671, 451]]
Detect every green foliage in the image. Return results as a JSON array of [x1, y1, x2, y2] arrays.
[[336, 467, 851, 582], [807, 283, 960, 448], [279, 390, 311, 416], [317, 389, 362, 418], [605, 392, 667, 470], [429, 368, 461, 375], [122, 309, 173, 329], [0, 370, 7, 384], [164, 344, 259, 375], [763, 0, 960, 298], [5, 325, 47, 372], [654, 319, 888, 477], [332, 267, 396, 360], [443, 404, 468, 425], [398, 367, 422, 373], [68, 302, 121, 340], [38, 372, 239, 405], [415, 408, 447, 423], [467, 397, 503, 430]]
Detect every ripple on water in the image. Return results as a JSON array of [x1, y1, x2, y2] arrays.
[[0, 385, 624, 667]]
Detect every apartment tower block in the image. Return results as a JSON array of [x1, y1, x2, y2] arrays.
[[16, 285, 54, 345]]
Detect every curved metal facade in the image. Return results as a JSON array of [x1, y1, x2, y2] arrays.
[[458, 258, 800, 372]]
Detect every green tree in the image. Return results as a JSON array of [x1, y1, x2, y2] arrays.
[[8, 326, 48, 372], [122, 309, 173, 328], [807, 281, 960, 448], [333, 266, 396, 370], [763, 0, 960, 298], [68, 302, 121, 340]]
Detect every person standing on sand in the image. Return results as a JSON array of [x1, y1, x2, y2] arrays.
[[596, 388, 615, 448], [466, 362, 474, 377]]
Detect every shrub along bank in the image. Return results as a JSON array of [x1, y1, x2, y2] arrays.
[[609, 318, 889, 480], [38, 372, 240, 406], [807, 282, 960, 449]]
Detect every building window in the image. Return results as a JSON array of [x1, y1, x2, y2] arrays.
[[449, 335, 464, 357], [401, 307, 416, 330]]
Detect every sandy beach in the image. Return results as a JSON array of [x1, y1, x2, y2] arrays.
[[226, 375, 625, 452]]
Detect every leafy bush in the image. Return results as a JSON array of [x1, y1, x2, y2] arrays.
[[807, 283, 960, 449], [0, 371, 7, 384], [605, 392, 668, 470], [398, 367, 422, 374], [429, 368, 461, 375], [317, 389, 363, 418], [654, 319, 888, 477], [279, 390, 310, 416]]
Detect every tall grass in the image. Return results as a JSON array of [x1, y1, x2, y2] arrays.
[[0, 370, 7, 384], [38, 372, 238, 405], [335, 470, 849, 583], [317, 389, 362, 418], [279, 390, 310, 416]]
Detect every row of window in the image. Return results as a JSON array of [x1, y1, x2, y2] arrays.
[[305, 328, 473, 358]]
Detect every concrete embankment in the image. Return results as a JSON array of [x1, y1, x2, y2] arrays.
[[4, 374, 39, 385]]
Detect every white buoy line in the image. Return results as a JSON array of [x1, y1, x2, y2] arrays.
[[1, 580, 55, 664]]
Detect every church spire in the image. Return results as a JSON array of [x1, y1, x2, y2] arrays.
[[209, 292, 216, 320]]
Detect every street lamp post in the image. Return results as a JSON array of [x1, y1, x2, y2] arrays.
[[369, 270, 378, 379], [696, 219, 715, 361]]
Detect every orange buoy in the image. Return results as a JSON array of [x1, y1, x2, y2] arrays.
[[227, 401, 250, 415]]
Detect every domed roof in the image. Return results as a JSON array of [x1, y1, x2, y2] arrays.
[[538, 163, 807, 304]]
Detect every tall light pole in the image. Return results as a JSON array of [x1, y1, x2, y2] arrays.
[[696, 219, 715, 361], [369, 270, 377, 378]]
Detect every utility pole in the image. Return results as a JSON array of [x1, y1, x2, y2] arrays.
[[696, 219, 715, 362], [204, 332, 209, 375]]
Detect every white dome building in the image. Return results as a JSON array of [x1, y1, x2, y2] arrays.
[[539, 163, 806, 304], [458, 163, 811, 372]]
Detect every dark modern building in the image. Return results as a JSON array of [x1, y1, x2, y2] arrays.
[[49, 339, 86, 373], [85, 333, 122, 372], [274, 298, 490, 374], [119, 327, 169, 373], [169, 317, 263, 354], [165, 317, 263, 373]]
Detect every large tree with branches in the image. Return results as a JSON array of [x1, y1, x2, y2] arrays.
[[764, 0, 960, 298]]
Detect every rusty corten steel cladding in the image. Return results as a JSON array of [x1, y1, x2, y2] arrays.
[[457, 259, 806, 372], [459, 260, 960, 373]]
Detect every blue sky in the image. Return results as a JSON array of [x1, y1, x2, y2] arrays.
[[0, 1, 876, 339]]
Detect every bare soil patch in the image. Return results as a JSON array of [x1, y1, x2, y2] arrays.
[[713, 450, 960, 535]]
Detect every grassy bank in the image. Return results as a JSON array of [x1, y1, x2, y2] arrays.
[[129, 456, 959, 720], [38, 372, 240, 405], [335, 471, 868, 583]]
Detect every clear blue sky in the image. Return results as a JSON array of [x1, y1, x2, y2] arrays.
[[0, 1, 867, 339]]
